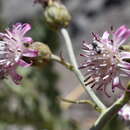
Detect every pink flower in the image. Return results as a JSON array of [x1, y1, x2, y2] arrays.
[[79, 25, 130, 97], [118, 104, 130, 121], [0, 23, 38, 84]]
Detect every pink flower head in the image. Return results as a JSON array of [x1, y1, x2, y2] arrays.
[[79, 25, 130, 97], [118, 104, 130, 121], [0, 23, 38, 84]]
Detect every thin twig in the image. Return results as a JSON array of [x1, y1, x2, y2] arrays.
[[60, 28, 106, 111], [60, 97, 94, 105], [60, 86, 84, 110], [51, 54, 74, 71], [60, 97, 101, 112], [51, 55, 101, 111]]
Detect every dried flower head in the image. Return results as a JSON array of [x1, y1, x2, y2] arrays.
[[0, 23, 38, 84], [79, 25, 130, 96], [118, 104, 130, 121]]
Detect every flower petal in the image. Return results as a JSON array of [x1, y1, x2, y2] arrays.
[[0, 33, 4, 38], [112, 76, 124, 92], [114, 25, 127, 38], [120, 52, 130, 59], [22, 37, 33, 43], [21, 23, 31, 35], [18, 59, 32, 67], [23, 49, 38, 57], [114, 26, 130, 47], [120, 68, 130, 76], [118, 61, 130, 70], [102, 31, 109, 40], [9, 70, 22, 85], [112, 76, 120, 91], [12, 23, 31, 36], [12, 23, 22, 33]]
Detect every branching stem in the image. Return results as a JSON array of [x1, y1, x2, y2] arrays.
[[90, 84, 130, 130], [60, 97, 101, 112], [60, 28, 106, 111]]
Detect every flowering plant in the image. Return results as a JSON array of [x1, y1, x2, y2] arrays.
[[0, 23, 38, 84], [1, 0, 130, 130], [79, 25, 130, 96]]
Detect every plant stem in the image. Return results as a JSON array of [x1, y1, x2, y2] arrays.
[[60, 97, 101, 112], [60, 28, 106, 111], [51, 55, 100, 111], [51, 54, 74, 71], [90, 84, 130, 130], [60, 98, 94, 105]]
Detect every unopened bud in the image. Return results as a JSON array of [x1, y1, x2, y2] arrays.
[[29, 42, 52, 66], [44, 1, 71, 30]]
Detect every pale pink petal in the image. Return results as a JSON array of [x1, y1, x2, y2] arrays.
[[120, 52, 130, 59], [12, 23, 22, 33], [114, 25, 127, 38], [13, 23, 21, 29], [112, 76, 124, 92], [112, 76, 120, 92], [80, 53, 89, 57], [102, 31, 109, 40], [18, 59, 32, 67], [78, 64, 88, 69], [114, 26, 130, 47], [120, 68, 130, 76], [9, 70, 22, 85], [3, 33, 12, 39], [12, 23, 31, 36], [118, 104, 130, 121], [23, 49, 38, 57], [82, 42, 91, 50], [0, 33, 5, 38], [22, 37, 33, 43], [21, 24, 31, 35], [118, 30, 130, 45], [6, 29, 13, 38], [118, 61, 130, 70], [122, 29, 130, 39]]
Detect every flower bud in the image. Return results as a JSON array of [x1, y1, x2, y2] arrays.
[[29, 42, 52, 67], [44, 1, 71, 30]]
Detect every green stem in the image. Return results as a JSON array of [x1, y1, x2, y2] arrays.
[[60, 97, 101, 112], [51, 54, 74, 71], [90, 84, 130, 130], [60, 28, 106, 111], [51, 55, 101, 112]]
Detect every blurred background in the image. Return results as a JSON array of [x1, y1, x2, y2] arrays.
[[0, 0, 130, 130]]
